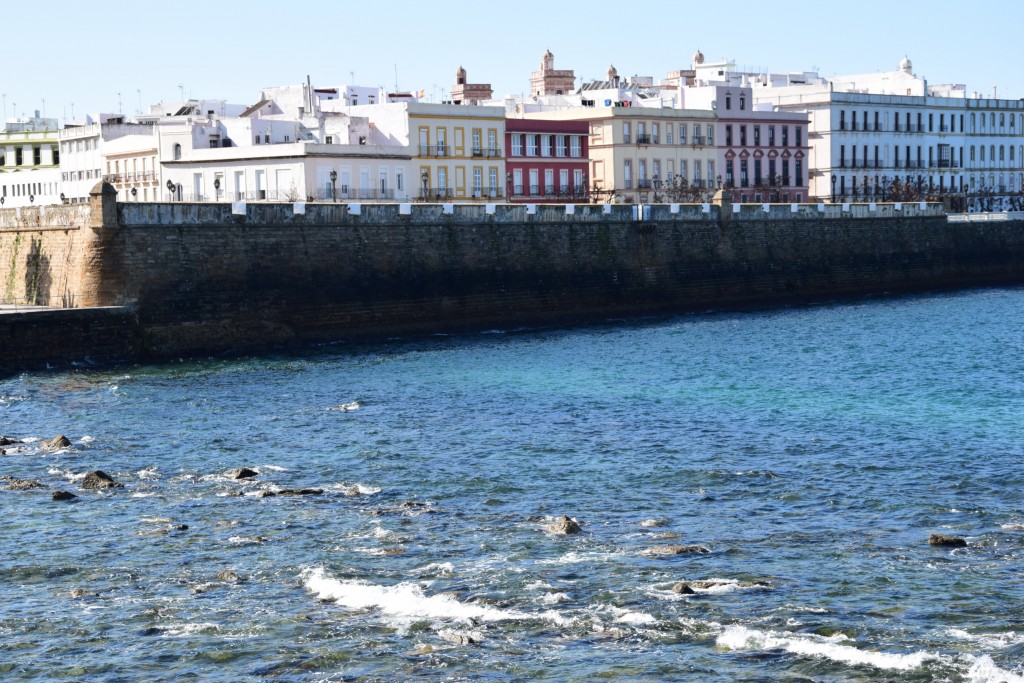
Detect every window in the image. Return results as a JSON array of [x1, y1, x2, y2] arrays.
[[624, 159, 632, 188], [726, 95, 732, 110], [559, 169, 568, 193], [556, 135, 567, 157], [739, 96, 745, 110], [652, 123, 659, 144], [540, 135, 551, 157], [173, 143, 182, 160], [488, 130, 497, 155], [623, 122, 631, 144], [666, 126, 672, 145], [781, 126, 788, 147], [740, 126, 747, 146], [754, 159, 762, 186], [473, 168, 482, 196], [768, 126, 775, 146], [707, 125, 713, 145], [929, 113, 934, 132], [694, 161, 702, 184], [840, 110, 846, 131], [874, 111, 880, 132], [526, 134, 538, 157], [726, 126, 733, 146], [796, 127, 802, 147], [513, 169, 523, 195], [795, 160, 803, 187], [512, 135, 523, 157], [437, 167, 447, 190], [740, 159, 748, 187], [754, 126, 760, 146], [726, 160, 734, 186], [570, 136, 581, 158], [488, 168, 497, 196], [679, 124, 686, 144]]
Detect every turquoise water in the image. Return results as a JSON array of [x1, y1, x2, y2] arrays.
[[2, 288, 1024, 681]]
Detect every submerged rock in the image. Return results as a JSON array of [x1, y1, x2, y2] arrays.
[[52, 491, 78, 501], [81, 470, 123, 490], [277, 488, 324, 496], [643, 544, 711, 557], [545, 515, 582, 535], [929, 534, 967, 548], [672, 579, 770, 594], [216, 570, 245, 583], [40, 435, 72, 451], [640, 517, 670, 528], [0, 437, 21, 446], [2, 476, 45, 490], [440, 630, 478, 645], [228, 467, 258, 480]]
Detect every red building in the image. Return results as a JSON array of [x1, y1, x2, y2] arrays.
[[505, 118, 589, 202]]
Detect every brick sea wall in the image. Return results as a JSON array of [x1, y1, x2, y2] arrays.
[[1, 193, 1023, 369]]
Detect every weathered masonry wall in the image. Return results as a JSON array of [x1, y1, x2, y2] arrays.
[[2, 190, 1024, 369], [0, 205, 92, 308]]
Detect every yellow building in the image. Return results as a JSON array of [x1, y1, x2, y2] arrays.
[[521, 107, 718, 203], [350, 101, 505, 201]]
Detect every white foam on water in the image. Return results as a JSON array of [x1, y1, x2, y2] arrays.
[[948, 628, 1024, 649], [371, 526, 394, 539], [418, 562, 455, 577], [136, 467, 160, 480], [130, 492, 158, 498], [79, 436, 95, 444], [524, 580, 554, 591], [228, 536, 266, 545], [302, 566, 532, 624], [687, 579, 772, 595], [161, 622, 222, 638], [964, 654, 1024, 683], [608, 606, 657, 626], [1001, 523, 1024, 532], [327, 401, 360, 412], [260, 465, 288, 472], [716, 625, 933, 672], [539, 592, 570, 605]]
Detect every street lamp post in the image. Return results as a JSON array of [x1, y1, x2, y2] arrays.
[[652, 174, 659, 203], [831, 174, 837, 203], [329, 169, 338, 202], [881, 175, 887, 202], [581, 172, 588, 202], [166, 179, 176, 201], [421, 169, 429, 200], [506, 171, 512, 201]]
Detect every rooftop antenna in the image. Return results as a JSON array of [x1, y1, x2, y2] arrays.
[[118, 92, 122, 114], [178, 84, 184, 101], [394, 64, 399, 92], [137, 89, 142, 115], [350, 71, 355, 86], [70, 102, 74, 120], [41, 98, 45, 119]]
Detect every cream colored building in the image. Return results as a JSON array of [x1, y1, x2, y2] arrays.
[[521, 107, 718, 203], [350, 101, 506, 200]]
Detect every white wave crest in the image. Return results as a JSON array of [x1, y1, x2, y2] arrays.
[[716, 625, 932, 672], [1001, 523, 1024, 532], [260, 464, 288, 472], [539, 592, 570, 605], [608, 606, 656, 625], [964, 655, 1024, 683], [302, 567, 531, 624]]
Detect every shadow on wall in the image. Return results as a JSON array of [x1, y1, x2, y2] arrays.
[[24, 238, 52, 306]]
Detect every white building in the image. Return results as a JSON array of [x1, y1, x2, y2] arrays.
[[750, 58, 1024, 207], [1, 112, 62, 207]]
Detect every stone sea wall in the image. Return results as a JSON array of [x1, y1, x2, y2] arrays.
[[2, 189, 1024, 370]]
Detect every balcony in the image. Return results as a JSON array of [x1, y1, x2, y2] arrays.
[[419, 186, 454, 200], [637, 178, 653, 189], [637, 134, 652, 144], [691, 136, 706, 146], [418, 145, 450, 157]]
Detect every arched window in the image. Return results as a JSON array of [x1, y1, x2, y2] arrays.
[[1012, 146, 1016, 162], [990, 145, 996, 166], [970, 146, 976, 162], [980, 146, 986, 162], [1000, 146, 1005, 162], [990, 113, 996, 128], [971, 113, 976, 133], [173, 143, 182, 161]]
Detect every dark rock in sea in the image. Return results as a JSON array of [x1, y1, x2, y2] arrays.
[[546, 515, 582, 535], [52, 491, 78, 501], [672, 579, 771, 593], [228, 467, 258, 480], [2, 476, 45, 490], [81, 470, 123, 490], [929, 534, 967, 548], [0, 436, 21, 446], [40, 435, 72, 451], [69, 588, 95, 599], [277, 488, 324, 496], [256, 490, 277, 498], [216, 570, 245, 583], [0, 449, 5, 456], [171, 524, 189, 532], [380, 547, 406, 556], [643, 544, 711, 557]]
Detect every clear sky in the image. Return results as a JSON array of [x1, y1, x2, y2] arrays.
[[4, 0, 1021, 124]]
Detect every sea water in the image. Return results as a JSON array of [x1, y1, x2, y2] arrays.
[[1, 288, 1023, 682]]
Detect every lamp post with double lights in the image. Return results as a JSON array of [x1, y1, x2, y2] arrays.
[[330, 169, 338, 202], [831, 174, 837, 203], [167, 178, 176, 201], [421, 169, 429, 200]]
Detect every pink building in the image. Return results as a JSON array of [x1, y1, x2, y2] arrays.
[[687, 85, 810, 202], [505, 119, 589, 202]]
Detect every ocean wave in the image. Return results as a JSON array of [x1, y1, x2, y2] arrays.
[[948, 628, 1024, 649], [302, 566, 533, 624], [716, 625, 933, 672], [964, 654, 1024, 683], [1001, 523, 1024, 532]]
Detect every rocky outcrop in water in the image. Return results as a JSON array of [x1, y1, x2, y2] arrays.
[[0, 437, 22, 446], [52, 491, 77, 501], [2, 476, 45, 490], [278, 488, 324, 496], [216, 570, 245, 583], [643, 544, 711, 556], [546, 515, 582, 534], [671, 579, 770, 594], [228, 467, 258, 480], [929, 534, 967, 548], [40, 435, 72, 451], [82, 470, 122, 490]]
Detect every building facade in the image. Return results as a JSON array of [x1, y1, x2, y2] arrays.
[[504, 118, 588, 202], [1, 113, 62, 207]]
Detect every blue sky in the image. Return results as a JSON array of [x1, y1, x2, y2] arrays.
[[4, 0, 1021, 123]]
